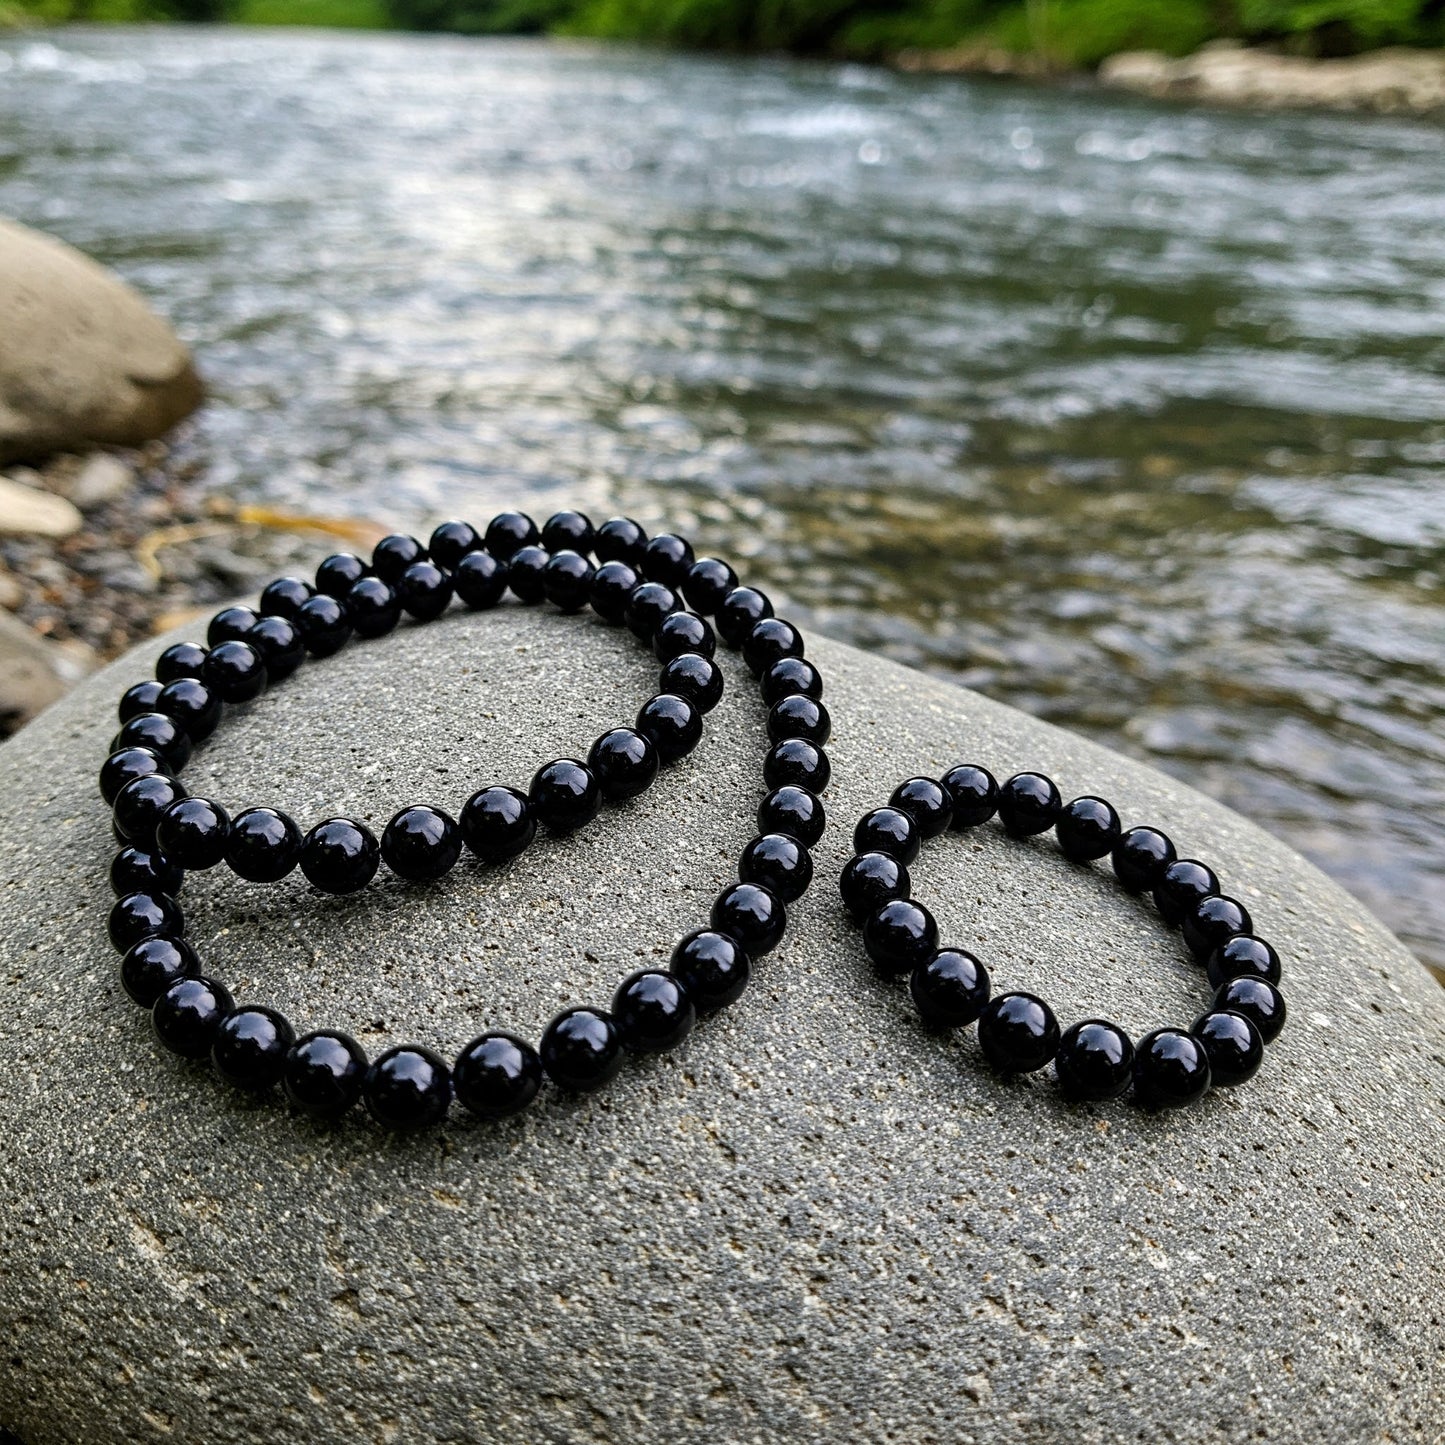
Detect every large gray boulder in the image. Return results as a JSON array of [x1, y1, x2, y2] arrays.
[[0, 604, 1440, 1443]]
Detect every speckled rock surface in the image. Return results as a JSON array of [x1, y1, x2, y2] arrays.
[[0, 602, 1441, 1444]]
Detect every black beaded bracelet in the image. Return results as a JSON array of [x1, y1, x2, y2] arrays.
[[98, 510, 830, 1131], [839, 767, 1287, 1110]]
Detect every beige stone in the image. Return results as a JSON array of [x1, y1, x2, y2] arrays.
[[0, 607, 90, 732], [0, 473, 82, 537]]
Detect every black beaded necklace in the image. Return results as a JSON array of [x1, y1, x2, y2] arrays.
[[100, 511, 830, 1130], [840, 767, 1287, 1110]]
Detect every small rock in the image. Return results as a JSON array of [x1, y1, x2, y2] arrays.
[[54, 452, 134, 510], [0, 567, 21, 610], [0, 475, 82, 539], [0, 607, 90, 732]]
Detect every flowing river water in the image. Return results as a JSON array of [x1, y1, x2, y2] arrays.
[[2, 26, 1443, 975]]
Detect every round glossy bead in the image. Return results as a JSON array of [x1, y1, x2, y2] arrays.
[[624, 581, 680, 641], [589, 559, 639, 623], [371, 532, 426, 582], [226, 807, 302, 883], [484, 510, 538, 560], [155, 796, 231, 871], [382, 804, 461, 882], [853, 806, 919, 865], [613, 969, 696, 1053], [768, 694, 829, 745], [711, 881, 786, 956], [120, 936, 199, 1008], [295, 594, 352, 658], [454, 549, 507, 609], [636, 694, 702, 764], [671, 929, 751, 1012], [764, 738, 829, 792], [428, 519, 482, 568], [396, 560, 453, 621], [1132, 1028, 1211, 1109], [315, 551, 367, 598], [863, 898, 938, 975], [364, 1045, 452, 1129], [506, 543, 549, 603], [1213, 976, 1286, 1044], [910, 948, 990, 1028], [1192, 1010, 1263, 1088], [113, 712, 192, 771], [540, 509, 595, 556], [1055, 795, 1122, 862], [659, 652, 724, 713], [100, 746, 169, 807], [683, 556, 738, 615], [839, 850, 910, 923], [889, 777, 952, 839], [119, 679, 164, 723], [594, 515, 647, 567], [1154, 859, 1220, 927], [152, 975, 233, 1059], [540, 1007, 624, 1092], [759, 658, 820, 709], [206, 605, 259, 647], [453, 1031, 543, 1119], [1054, 1020, 1135, 1102], [758, 785, 825, 847], [284, 1030, 367, 1118], [300, 817, 381, 894], [977, 992, 1061, 1073], [1182, 894, 1254, 963], [1206, 934, 1281, 989], [716, 586, 773, 648], [942, 763, 998, 828], [201, 640, 266, 705], [997, 771, 1062, 837], [212, 1005, 295, 1092], [460, 785, 536, 863], [113, 773, 188, 851], [542, 550, 596, 612], [587, 727, 659, 801], [155, 641, 208, 683], [246, 615, 306, 681], [111, 845, 184, 898], [529, 759, 601, 833], [344, 576, 401, 638], [1112, 826, 1177, 893], [742, 617, 803, 677], [641, 532, 695, 587], [653, 610, 714, 663], [258, 576, 314, 620], [739, 832, 813, 903]]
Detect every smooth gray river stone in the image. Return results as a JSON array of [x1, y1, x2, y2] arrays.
[[1, 604, 1440, 1444]]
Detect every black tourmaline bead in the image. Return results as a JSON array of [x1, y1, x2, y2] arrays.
[[641, 533, 695, 588], [1055, 795, 1122, 862], [113, 773, 188, 851], [739, 832, 813, 903], [997, 771, 1063, 837], [460, 785, 536, 863], [636, 694, 702, 764], [202, 640, 267, 705], [155, 796, 231, 871], [671, 930, 751, 1013], [428, 519, 483, 569], [769, 694, 830, 745], [113, 712, 192, 771], [910, 948, 990, 1028], [542, 550, 596, 613], [529, 759, 601, 833], [587, 727, 659, 801], [156, 641, 209, 683], [1054, 1020, 1135, 1102], [977, 992, 1062, 1073], [152, 975, 234, 1059], [108, 890, 184, 952], [300, 817, 381, 894], [716, 586, 773, 648], [760, 657, 822, 707], [345, 577, 402, 638], [1182, 894, 1253, 962], [258, 576, 314, 620], [284, 1030, 367, 1118], [613, 970, 696, 1053], [315, 551, 368, 598], [246, 615, 307, 682], [1213, 976, 1286, 1044], [1154, 858, 1220, 927], [100, 746, 169, 806], [758, 785, 825, 847], [454, 550, 508, 610], [853, 806, 920, 865], [484, 511, 539, 560], [120, 935, 199, 1008], [659, 653, 724, 713], [683, 556, 738, 615], [212, 1005, 296, 1092], [207, 605, 259, 647], [742, 617, 803, 677], [541, 510, 595, 556], [1112, 826, 1177, 893], [119, 679, 165, 723], [589, 560, 639, 623], [1132, 1028, 1211, 1109], [295, 593, 352, 658], [111, 845, 184, 899], [711, 881, 786, 956], [381, 804, 462, 882], [540, 1007, 625, 1092], [371, 533, 426, 582], [890, 778, 952, 839], [1191, 1010, 1263, 1087], [942, 764, 999, 828], [364, 1045, 452, 1129], [624, 581, 680, 641], [396, 560, 453, 621], [839, 851, 910, 923], [653, 610, 714, 663], [506, 544, 549, 603], [594, 516, 648, 567], [453, 1031, 543, 1119], [226, 807, 303, 883], [863, 898, 938, 975], [1206, 934, 1281, 989], [764, 738, 829, 793]]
